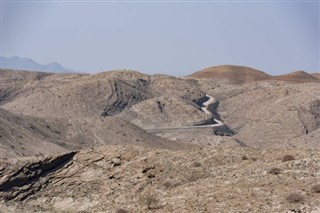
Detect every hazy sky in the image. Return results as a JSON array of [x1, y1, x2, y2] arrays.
[[1, 0, 319, 75]]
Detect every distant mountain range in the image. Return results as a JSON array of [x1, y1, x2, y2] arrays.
[[0, 56, 74, 73]]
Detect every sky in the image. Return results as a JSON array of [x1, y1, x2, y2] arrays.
[[0, 0, 319, 75]]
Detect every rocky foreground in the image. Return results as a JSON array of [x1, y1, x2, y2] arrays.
[[1, 145, 320, 213]]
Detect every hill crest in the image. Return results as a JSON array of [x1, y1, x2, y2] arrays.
[[188, 65, 319, 84], [187, 65, 271, 84]]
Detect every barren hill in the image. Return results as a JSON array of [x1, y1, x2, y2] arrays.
[[0, 69, 205, 159], [0, 69, 53, 80], [0, 69, 53, 104], [0, 107, 191, 160], [187, 65, 271, 84], [273, 71, 319, 83], [1, 70, 151, 117], [188, 66, 320, 84], [1, 68, 319, 153], [0, 69, 210, 145], [198, 80, 320, 149], [0, 108, 67, 159], [119, 95, 212, 128], [311, 73, 320, 80], [1, 69, 205, 118]]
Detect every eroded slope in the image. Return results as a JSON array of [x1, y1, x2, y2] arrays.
[[1, 145, 320, 212]]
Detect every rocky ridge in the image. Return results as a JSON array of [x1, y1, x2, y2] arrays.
[[1, 145, 320, 212]]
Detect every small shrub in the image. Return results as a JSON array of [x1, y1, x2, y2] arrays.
[[286, 193, 304, 203], [241, 155, 248, 160], [147, 174, 155, 178], [268, 167, 281, 175], [311, 184, 320, 193], [115, 209, 128, 213], [142, 194, 159, 210], [192, 162, 202, 167], [163, 181, 172, 188], [282, 155, 295, 162]]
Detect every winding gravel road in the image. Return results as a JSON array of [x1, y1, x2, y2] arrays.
[[146, 94, 224, 130], [198, 95, 224, 128]]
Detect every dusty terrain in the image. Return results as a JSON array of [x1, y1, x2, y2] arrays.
[[1, 146, 320, 213], [0, 66, 319, 212]]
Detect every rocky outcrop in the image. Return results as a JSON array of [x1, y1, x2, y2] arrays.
[[1, 145, 320, 212], [119, 95, 212, 128], [101, 78, 153, 116], [151, 76, 205, 103], [0, 151, 76, 201]]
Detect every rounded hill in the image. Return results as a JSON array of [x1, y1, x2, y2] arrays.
[[273, 71, 319, 83], [187, 65, 271, 84]]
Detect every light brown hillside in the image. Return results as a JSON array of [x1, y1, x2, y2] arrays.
[[187, 65, 271, 84], [311, 72, 320, 80], [273, 71, 319, 83]]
